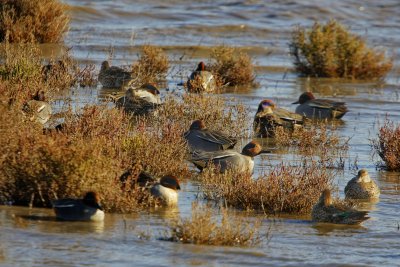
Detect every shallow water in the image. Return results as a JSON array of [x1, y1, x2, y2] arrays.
[[2, 0, 400, 266]]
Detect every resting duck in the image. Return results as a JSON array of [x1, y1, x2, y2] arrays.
[[150, 175, 181, 206], [190, 140, 269, 173], [98, 60, 133, 89], [312, 189, 369, 225], [345, 169, 380, 199], [115, 88, 161, 115], [187, 61, 217, 93], [22, 90, 52, 125], [184, 120, 237, 152], [254, 99, 305, 137], [52, 191, 104, 222], [292, 92, 348, 119]]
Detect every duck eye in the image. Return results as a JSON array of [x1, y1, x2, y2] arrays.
[[262, 102, 272, 107]]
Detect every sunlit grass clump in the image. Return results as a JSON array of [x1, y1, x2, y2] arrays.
[[209, 45, 256, 86], [131, 45, 169, 85], [289, 20, 392, 80], [372, 119, 400, 171], [0, 0, 70, 43], [200, 163, 332, 214], [164, 202, 262, 247]]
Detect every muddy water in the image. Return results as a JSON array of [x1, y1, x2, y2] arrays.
[[2, 0, 400, 266]]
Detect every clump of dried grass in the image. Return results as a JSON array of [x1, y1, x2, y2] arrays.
[[209, 45, 256, 86], [0, 101, 189, 212], [0, 0, 70, 43], [371, 119, 400, 171], [274, 123, 348, 152], [200, 162, 332, 214], [131, 45, 169, 86], [0, 43, 96, 102], [164, 202, 262, 247], [156, 93, 252, 138], [290, 20, 392, 80]]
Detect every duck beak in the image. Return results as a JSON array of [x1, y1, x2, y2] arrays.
[[259, 149, 272, 154], [292, 100, 299, 104]]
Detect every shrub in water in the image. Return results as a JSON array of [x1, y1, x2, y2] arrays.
[[289, 20, 392, 80]]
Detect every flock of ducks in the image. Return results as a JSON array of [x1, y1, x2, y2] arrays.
[[23, 60, 379, 225]]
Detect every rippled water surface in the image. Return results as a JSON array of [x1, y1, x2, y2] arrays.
[[1, 0, 400, 266]]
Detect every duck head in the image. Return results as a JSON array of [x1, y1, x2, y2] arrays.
[[356, 169, 371, 183], [241, 141, 267, 157], [101, 61, 110, 71], [189, 119, 206, 130], [292, 92, 315, 104], [257, 99, 275, 113], [83, 191, 103, 210], [160, 175, 181, 191], [196, 61, 206, 71], [319, 189, 333, 207], [33, 90, 46, 101]]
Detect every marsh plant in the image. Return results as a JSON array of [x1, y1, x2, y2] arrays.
[[0, 0, 70, 43], [165, 202, 262, 247], [290, 20, 392, 80], [372, 119, 400, 171], [200, 162, 332, 214], [131, 45, 169, 85], [157, 93, 252, 138], [0, 101, 191, 211], [209, 45, 256, 87]]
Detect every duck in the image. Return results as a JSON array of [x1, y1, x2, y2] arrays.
[[150, 175, 181, 206], [292, 92, 348, 119], [52, 191, 105, 222], [345, 169, 380, 199], [190, 140, 269, 173], [253, 99, 305, 137], [98, 60, 134, 89], [22, 90, 52, 125], [184, 120, 237, 152], [187, 61, 217, 93], [114, 88, 161, 115], [311, 189, 369, 225], [129, 83, 161, 104]]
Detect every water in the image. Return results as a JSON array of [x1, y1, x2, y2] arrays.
[[1, 0, 400, 266]]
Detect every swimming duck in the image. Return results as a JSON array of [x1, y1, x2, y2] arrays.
[[52, 191, 105, 222], [115, 88, 161, 115], [254, 99, 305, 137], [292, 92, 348, 119], [312, 189, 369, 225], [184, 120, 237, 152], [98, 60, 134, 89], [22, 90, 52, 125], [187, 61, 217, 93], [190, 140, 268, 173], [150, 175, 181, 206], [345, 169, 380, 199]]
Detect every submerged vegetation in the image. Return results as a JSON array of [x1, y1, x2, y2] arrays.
[[0, 0, 70, 43], [289, 20, 392, 80], [372, 119, 400, 171], [165, 202, 262, 247]]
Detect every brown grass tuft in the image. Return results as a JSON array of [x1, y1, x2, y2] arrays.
[[0, 0, 70, 43], [209, 45, 256, 86], [372, 119, 400, 171], [156, 93, 252, 138], [289, 20, 392, 80], [200, 162, 332, 214], [165, 202, 262, 247], [131, 45, 169, 85]]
